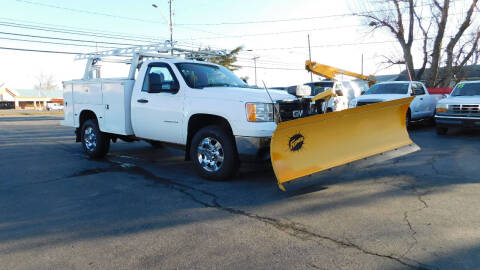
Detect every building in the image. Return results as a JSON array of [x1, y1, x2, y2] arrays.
[[0, 88, 63, 110], [377, 64, 480, 85]]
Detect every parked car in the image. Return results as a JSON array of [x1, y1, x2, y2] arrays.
[[47, 103, 64, 110], [435, 81, 480, 135], [349, 81, 442, 125]]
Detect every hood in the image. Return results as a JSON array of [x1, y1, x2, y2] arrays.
[[438, 95, 480, 105], [200, 86, 296, 103], [356, 94, 409, 102]]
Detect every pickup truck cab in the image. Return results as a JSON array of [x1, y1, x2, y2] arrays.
[[349, 81, 440, 125], [289, 80, 366, 112], [62, 53, 295, 180], [435, 81, 480, 134]]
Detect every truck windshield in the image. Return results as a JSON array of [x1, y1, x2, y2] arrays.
[[304, 81, 334, 95], [175, 62, 248, 89], [451, 82, 480, 96], [365, 83, 409, 95]]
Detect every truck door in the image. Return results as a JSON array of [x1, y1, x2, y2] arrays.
[[410, 83, 428, 118], [131, 63, 184, 144]]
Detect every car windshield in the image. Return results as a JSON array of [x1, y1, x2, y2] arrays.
[[365, 83, 409, 95], [175, 62, 248, 89], [451, 82, 480, 96]]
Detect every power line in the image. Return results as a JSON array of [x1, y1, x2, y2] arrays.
[[178, 24, 362, 41], [15, 0, 164, 24], [238, 65, 304, 71], [175, 2, 453, 26], [0, 45, 304, 70], [0, 31, 139, 46], [0, 21, 160, 43], [250, 31, 480, 51], [13, 0, 231, 39], [0, 36, 118, 48], [0, 17, 162, 41], [0, 46, 79, 54]]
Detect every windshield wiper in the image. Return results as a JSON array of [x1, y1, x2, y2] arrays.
[[202, 83, 249, 88], [202, 83, 234, 88]]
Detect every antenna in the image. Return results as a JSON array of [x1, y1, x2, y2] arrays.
[[262, 81, 281, 123]]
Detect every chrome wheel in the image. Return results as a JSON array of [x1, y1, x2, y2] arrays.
[[84, 126, 97, 152], [197, 137, 224, 172]]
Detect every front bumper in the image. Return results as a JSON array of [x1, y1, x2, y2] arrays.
[[435, 115, 480, 128], [235, 136, 270, 162]]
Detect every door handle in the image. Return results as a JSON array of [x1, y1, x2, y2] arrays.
[[137, 99, 148, 103], [420, 98, 423, 100]]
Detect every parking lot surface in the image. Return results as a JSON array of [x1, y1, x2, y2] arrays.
[[1, 116, 480, 270]]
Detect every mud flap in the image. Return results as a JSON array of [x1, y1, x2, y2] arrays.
[[270, 97, 418, 191]]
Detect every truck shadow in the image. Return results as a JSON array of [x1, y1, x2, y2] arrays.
[[2, 120, 480, 269]]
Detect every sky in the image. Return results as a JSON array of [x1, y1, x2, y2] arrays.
[[0, 0, 475, 89]]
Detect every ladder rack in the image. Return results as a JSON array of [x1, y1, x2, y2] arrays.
[[78, 43, 228, 80], [75, 43, 227, 61]]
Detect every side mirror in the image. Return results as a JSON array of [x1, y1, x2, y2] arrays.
[[412, 89, 425, 96], [360, 90, 366, 95], [335, 90, 343, 96]]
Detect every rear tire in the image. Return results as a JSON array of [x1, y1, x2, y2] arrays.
[[81, 119, 110, 158], [190, 125, 239, 181], [436, 127, 448, 135]]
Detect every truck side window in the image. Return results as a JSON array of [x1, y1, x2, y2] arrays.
[[142, 64, 180, 94], [413, 83, 425, 95]]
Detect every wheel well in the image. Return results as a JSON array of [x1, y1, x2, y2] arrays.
[[185, 114, 234, 160], [79, 110, 98, 127]]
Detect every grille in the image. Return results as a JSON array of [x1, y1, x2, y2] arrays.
[[450, 104, 480, 114], [357, 101, 380, 107]]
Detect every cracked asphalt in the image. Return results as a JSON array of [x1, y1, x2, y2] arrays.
[[1, 116, 480, 270]]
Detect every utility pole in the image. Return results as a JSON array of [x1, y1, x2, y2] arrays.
[[253, 56, 260, 86], [308, 34, 313, 82], [152, 1, 174, 55], [168, 0, 174, 55], [361, 53, 364, 75]]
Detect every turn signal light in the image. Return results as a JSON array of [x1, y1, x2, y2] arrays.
[[246, 103, 257, 121]]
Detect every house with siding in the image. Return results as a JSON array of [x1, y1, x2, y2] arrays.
[[0, 88, 63, 110]]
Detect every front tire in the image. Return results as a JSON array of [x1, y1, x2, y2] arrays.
[[190, 125, 239, 181], [81, 119, 110, 158], [406, 110, 412, 128]]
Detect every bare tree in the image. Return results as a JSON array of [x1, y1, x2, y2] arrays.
[[357, 0, 480, 87], [189, 46, 244, 71], [34, 72, 58, 90]]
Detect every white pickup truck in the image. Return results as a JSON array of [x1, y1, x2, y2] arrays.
[[349, 81, 440, 125], [62, 52, 300, 180], [435, 81, 480, 134]]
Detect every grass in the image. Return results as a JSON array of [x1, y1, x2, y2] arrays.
[[0, 111, 64, 117]]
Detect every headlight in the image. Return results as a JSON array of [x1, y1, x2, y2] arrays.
[[246, 103, 274, 122], [349, 99, 357, 108], [436, 103, 448, 112]]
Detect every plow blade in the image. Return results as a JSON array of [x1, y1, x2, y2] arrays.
[[270, 97, 417, 191]]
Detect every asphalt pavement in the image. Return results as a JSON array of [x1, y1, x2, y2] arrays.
[[1, 116, 479, 270]]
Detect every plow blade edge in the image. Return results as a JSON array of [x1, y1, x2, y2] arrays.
[[270, 97, 417, 191]]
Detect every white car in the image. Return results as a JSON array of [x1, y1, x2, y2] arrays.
[[349, 81, 441, 125], [47, 103, 64, 110], [435, 81, 480, 134]]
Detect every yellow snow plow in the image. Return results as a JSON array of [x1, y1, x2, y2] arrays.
[[271, 97, 417, 191]]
